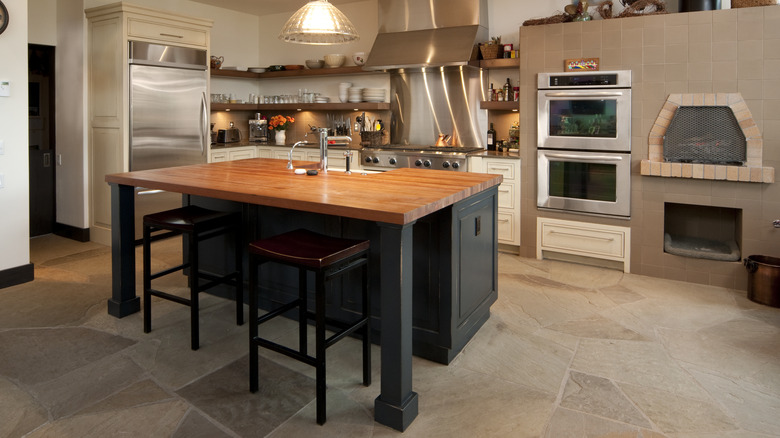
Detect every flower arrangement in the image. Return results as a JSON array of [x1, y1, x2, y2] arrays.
[[268, 115, 295, 131]]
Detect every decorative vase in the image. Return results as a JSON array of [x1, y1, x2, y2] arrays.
[[275, 130, 286, 145]]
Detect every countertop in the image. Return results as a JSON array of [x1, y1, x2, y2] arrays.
[[210, 141, 359, 150], [212, 142, 521, 159], [105, 158, 502, 225]]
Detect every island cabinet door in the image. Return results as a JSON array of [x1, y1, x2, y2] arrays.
[[450, 187, 499, 352]]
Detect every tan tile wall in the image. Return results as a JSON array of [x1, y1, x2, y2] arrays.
[[518, 6, 780, 290]]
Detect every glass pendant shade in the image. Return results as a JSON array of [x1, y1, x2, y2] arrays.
[[279, 0, 359, 45]]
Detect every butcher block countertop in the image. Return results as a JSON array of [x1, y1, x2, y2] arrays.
[[105, 158, 503, 225]]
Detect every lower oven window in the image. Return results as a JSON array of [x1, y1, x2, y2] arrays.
[[549, 161, 617, 202], [537, 150, 631, 218]]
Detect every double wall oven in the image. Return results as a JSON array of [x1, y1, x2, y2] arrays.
[[537, 70, 632, 218]]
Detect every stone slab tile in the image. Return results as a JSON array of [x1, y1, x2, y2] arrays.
[[25, 400, 189, 438], [372, 362, 555, 438], [545, 407, 664, 438], [30, 352, 146, 419], [620, 382, 738, 434], [172, 410, 233, 438], [685, 365, 780, 436], [561, 371, 653, 429], [0, 327, 136, 386], [176, 355, 315, 438], [571, 339, 711, 401], [0, 377, 48, 438]]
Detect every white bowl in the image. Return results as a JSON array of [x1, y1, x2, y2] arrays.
[[324, 54, 346, 68], [305, 59, 324, 69], [352, 52, 366, 66]]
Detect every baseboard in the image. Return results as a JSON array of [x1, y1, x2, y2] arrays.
[[0, 263, 34, 289], [54, 223, 90, 242]]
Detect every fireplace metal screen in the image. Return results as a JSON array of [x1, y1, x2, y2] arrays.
[[663, 106, 746, 165]]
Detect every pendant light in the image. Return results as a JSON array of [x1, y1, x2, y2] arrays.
[[279, 0, 359, 45]]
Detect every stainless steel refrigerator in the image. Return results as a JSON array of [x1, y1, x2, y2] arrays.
[[129, 41, 209, 238]]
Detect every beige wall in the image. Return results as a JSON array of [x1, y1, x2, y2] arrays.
[[518, 7, 780, 290], [0, 0, 30, 271]]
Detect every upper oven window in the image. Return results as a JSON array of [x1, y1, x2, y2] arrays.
[[549, 98, 617, 139]]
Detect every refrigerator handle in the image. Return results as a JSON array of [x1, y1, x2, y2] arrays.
[[201, 91, 208, 156]]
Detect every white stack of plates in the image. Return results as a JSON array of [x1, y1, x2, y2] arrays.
[[362, 88, 386, 102], [348, 87, 364, 103], [248, 67, 267, 73], [315, 96, 330, 103]]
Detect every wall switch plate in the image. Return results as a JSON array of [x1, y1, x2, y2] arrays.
[[0, 81, 10, 97]]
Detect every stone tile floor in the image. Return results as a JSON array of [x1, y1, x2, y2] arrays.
[[0, 234, 779, 437]]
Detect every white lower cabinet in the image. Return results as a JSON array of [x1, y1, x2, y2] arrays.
[[471, 156, 521, 249], [537, 217, 631, 273], [209, 146, 257, 163]]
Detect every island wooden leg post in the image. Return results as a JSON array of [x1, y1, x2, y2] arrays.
[[374, 222, 419, 431], [107, 183, 140, 318]]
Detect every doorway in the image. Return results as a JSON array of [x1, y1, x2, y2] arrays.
[[29, 44, 56, 237]]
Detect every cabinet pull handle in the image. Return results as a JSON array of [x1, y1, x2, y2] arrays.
[[498, 218, 510, 223], [159, 33, 184, 38], [549, 230, 614, 241]]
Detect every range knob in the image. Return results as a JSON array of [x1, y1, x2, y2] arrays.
[[364, 156, 373, 163], [423, 160, 432, 168], [414, 159, 423, 167], [389, 157, 397, 165], [372, 157, 380, 164], [452, 162, 460, 169], [442, 161, 451, 169]]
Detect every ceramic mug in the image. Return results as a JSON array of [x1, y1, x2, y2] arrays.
[[352, 52, 366, 66], [210, 56, 224, 69]]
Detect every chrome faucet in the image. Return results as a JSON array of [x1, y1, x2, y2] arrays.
[[287, 141, 307, 169], [317, 127, 351, 172]]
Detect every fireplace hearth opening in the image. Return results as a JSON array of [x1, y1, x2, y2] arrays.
[[664, 203, 742, 262], [664, 106, 746, 165]]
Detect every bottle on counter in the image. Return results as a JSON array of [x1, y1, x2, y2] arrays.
[[487, 123, 496, 151]]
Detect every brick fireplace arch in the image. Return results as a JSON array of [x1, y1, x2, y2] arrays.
[[640, 93, 774, 184]]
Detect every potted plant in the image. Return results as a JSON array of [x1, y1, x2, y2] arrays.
[[268, 115, 295, 145]]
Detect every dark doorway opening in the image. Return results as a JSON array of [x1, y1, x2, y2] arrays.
[[29, 44, 56, 237]]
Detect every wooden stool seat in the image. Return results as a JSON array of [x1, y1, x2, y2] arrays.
[[248, 228, 370, 425], [143, 205, 244, 351]]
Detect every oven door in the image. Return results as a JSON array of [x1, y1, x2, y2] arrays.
[[537, 150, 631, 218], [537, 88, 631, 152]]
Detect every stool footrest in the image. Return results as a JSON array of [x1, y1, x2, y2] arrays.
[[148, 288, 192, 306], [256, 299, 303, 325], [253, 336, 317, 367], [324, 316, 369, 349], [196, 271, 241, 293], [150, 263, 189, 281]]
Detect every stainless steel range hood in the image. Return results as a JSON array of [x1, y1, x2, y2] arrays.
[[363, 0, 488, 71]]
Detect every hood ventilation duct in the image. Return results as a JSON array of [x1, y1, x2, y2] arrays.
[[363, 0, 488, 71]]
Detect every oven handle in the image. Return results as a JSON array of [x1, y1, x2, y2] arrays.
[[543, 92, 624, 98], [544, 153, 624, 162]]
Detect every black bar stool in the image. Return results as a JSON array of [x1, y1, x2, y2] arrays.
[[143, 205, 244, 350], [247, 228, 370, 425]]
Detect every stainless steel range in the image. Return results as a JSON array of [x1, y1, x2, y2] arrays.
[[360, 146, 482, 172]]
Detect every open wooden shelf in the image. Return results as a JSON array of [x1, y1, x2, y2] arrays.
[[480, 101, 519, 111], [479, 58, 520, 69], [210, 66, 378, 79]]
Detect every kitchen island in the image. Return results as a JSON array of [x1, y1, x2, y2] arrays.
[[104, 158, 502, 431]]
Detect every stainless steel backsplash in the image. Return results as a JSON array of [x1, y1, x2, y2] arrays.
[[389, 66, 487, 148]]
